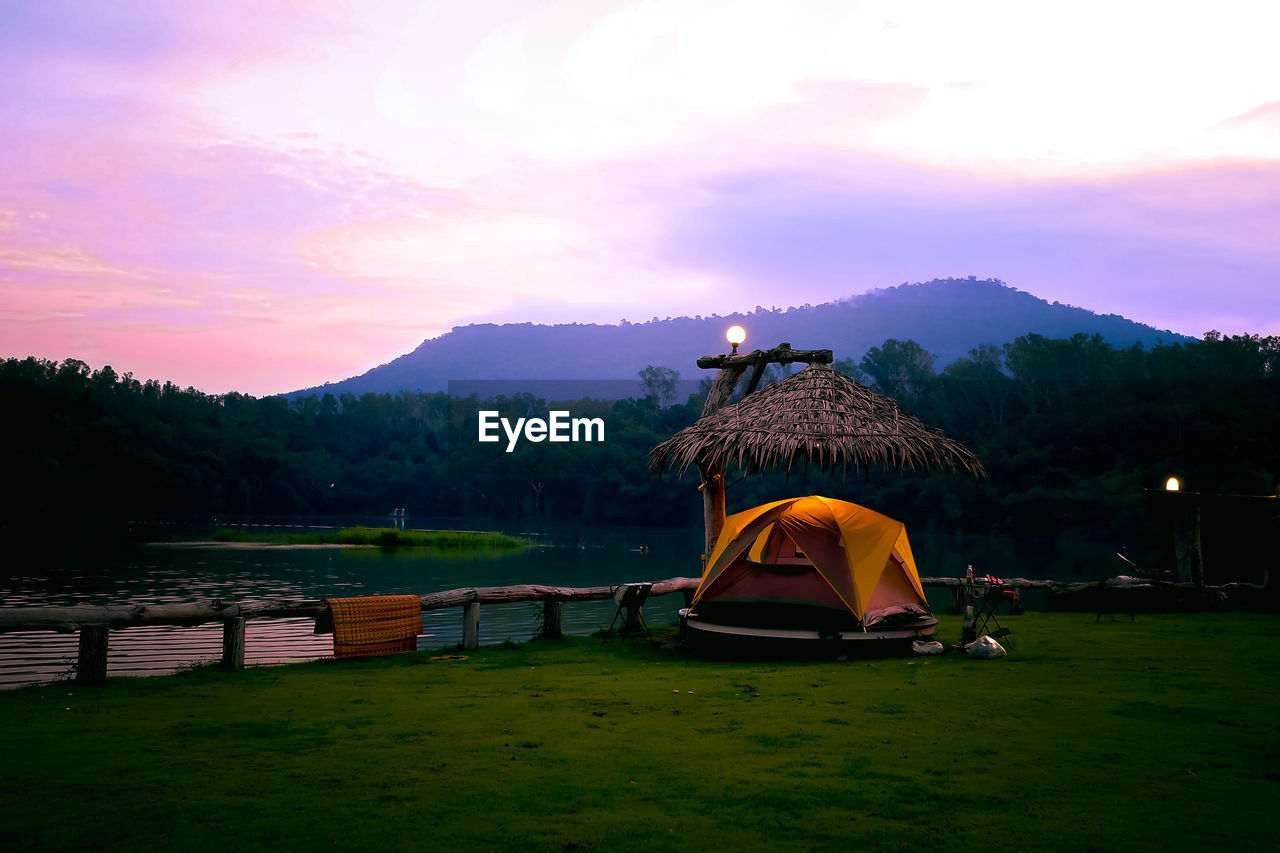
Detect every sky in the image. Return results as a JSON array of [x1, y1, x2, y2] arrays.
[[2, 0, 1278, 396]]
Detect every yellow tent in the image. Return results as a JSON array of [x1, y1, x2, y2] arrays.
[[692, 496, 929, 629]]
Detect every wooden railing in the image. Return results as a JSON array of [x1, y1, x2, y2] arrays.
[[1, 575, 1264, 685], [0, 577, 703, 685]]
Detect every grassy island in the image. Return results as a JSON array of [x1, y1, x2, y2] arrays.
[[2, 612, 1277, 850], [209, 526, 535, 549]]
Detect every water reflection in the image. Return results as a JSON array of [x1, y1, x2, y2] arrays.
[[0, 523, 704, 689]]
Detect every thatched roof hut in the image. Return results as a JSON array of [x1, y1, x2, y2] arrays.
[[649, 362, 984, 478]]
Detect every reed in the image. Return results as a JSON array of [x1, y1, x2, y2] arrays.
[[210, 526, 533, 548]]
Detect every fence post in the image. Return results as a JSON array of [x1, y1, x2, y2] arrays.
[[540, 600, 563, 639], [76, 626, 108, 684], [463, 600, 480, 650], [221, 617, 246, 669]]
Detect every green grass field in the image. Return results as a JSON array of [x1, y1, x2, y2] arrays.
[[2, 612, 1277, 851]]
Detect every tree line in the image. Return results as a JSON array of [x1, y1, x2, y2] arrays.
[[2, 331, 1276, 568]]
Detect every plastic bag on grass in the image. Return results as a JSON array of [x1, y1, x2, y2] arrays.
[[911, 640, 945, 656], [966, 635, 1007, 659]]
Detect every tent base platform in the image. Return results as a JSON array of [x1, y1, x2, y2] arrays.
[[680, 611, 938, 660]]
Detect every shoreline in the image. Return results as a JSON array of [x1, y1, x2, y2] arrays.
[[193, 526, 537, 549], [144, 541, 371, 550]]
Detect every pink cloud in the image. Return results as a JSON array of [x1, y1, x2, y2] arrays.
[[1220, 100, 1280, 129], [1, 292, 448, 396], [0, 244, 124, 276], [4, 1, 1280, 396], [0, 128, 449, 393]]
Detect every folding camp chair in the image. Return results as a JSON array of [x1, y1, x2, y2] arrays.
[[603, 582, 654, 644], [962, 583, 1014, 649]]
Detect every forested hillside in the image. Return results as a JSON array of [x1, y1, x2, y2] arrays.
[[4, 332, 1275, 576], [290, 278, 1192, 397]]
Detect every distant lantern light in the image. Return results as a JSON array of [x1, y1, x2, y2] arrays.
[[726, 325, 747, 354], [1165, 476, 1181, 492]]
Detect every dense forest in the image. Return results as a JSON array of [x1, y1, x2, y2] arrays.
[[2, 331, 1276, 575]]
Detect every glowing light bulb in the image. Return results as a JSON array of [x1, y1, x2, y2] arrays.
[[726, 325, 746, 354], [1165, 477, 1181, 491]]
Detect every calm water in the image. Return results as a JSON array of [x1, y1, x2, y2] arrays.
[[0, 519, 705, 688], [0, 517, 1122, 689]]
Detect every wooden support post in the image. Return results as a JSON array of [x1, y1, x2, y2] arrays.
[[462, 600, 480, 650], [1172, 503, 1205, 585], [1189, 506, 1205, 587], [697, 364, 742, 556], [690, 348, 832, 556], [76, 625, 108, 685], [221, 617, 246, 669], [701, 367, 746, 416], [741, 359, 769, 397], [540, 600, 563, 639], [699, 463, 726, 555], [1172, 514, 1188, 584]]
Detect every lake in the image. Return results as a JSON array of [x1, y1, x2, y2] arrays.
[[0, 516, 1126, 689]]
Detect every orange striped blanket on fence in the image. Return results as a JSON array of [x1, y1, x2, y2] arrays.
[[326, 595, 423, 659]]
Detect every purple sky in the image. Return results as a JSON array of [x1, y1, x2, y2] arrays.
[[2, 1, 1278, 395]]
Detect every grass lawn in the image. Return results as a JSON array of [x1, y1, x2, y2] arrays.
[[2, 612, 1278, 851]]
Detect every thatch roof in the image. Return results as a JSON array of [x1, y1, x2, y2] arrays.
[[649, 362, 985, 477]]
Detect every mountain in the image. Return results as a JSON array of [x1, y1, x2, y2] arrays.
[[286, 278, 1195, 398]]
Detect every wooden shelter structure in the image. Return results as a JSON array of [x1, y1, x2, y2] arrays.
[[1144, 487, 1279, 586], [649, 342, 984, 553]]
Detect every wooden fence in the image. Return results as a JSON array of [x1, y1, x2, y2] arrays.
[[0, 575, 1264, 685], [0, 577, 702, 685]]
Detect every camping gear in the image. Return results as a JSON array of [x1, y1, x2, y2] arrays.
[[961, 581, 1014, 648], [326, 595, 422, 659], [602, 583, 654, 644], [681, 496, 938, 657], [966, 635, 1007, 659], [912, 640, 945, 655]]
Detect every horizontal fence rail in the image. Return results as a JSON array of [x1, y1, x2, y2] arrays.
[[0, 575, 1266, 686], [0, 577, 702, 685], [0, 578, 703, 633]]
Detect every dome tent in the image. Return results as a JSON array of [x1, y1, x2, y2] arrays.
[[683, 495, 936, 655]]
